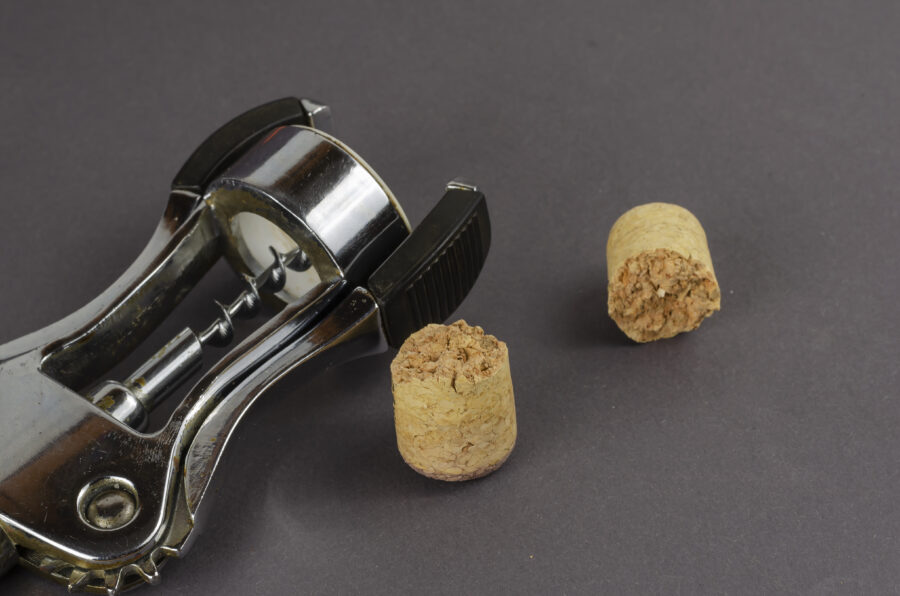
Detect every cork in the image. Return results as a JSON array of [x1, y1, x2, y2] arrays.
[[606, 202, 720, 342], [390, 320, 517, 481]]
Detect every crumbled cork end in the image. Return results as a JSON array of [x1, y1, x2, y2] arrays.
[[608, 248, 720, 343], [391, 320, 517, 482], [390, 320, 506, 387]]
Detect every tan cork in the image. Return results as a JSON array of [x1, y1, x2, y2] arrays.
[[606, 203, 720, 342], [390, 320, 517, 481]]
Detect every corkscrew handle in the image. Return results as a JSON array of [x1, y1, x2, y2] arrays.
[[1, 97, 327, 393], [0, 98, 488, 595]]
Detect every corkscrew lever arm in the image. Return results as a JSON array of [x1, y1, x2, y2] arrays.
[[0, 98, 317, 393]]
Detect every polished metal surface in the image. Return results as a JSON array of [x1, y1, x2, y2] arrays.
[[123, 329, 203, 412], [0, 101, 415, 594], [182, 285, 386, 518], [208, 125, 410, 298], [3, 190, 220, 391], [0, 189, 218, 579], [87, 329, 203, 430]]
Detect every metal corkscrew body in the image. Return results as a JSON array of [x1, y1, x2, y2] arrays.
[[85, 247, 306, 431], [0, 98, 491, 594], [198, 247, 306, 348]]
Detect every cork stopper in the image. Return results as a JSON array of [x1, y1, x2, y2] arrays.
[[391, 320, 517, 481], [606, 203, 720, 342]]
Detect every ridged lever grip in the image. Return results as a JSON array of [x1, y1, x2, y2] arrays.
[[368, 186, 491, 348]]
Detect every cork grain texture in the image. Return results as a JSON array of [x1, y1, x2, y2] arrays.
[[390, 321, 517, 481], [606, 203, 721, 342]]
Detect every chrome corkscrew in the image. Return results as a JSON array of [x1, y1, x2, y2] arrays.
[[0, 97, 490, 593]]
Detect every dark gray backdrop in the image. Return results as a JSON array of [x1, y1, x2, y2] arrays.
[[1, 1, 898, 594]]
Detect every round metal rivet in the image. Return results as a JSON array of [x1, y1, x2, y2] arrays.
[[77, 477, 140, 531]]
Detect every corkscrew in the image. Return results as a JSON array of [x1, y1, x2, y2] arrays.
[[0, 98, 490, 593]]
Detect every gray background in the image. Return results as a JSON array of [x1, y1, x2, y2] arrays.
[[1, 1, 898, 594]]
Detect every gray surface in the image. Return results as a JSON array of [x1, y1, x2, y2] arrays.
[[1, 1, 898, 594]]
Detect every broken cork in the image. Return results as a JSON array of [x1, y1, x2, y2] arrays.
[[606, 202, 721, 342], [390, 320, 517, 481]]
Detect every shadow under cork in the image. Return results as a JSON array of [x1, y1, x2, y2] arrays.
[[556, 271, 636, 348], [253, 352, 520, 522]]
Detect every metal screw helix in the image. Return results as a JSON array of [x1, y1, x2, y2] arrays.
[[197, 247, 309, 348]]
